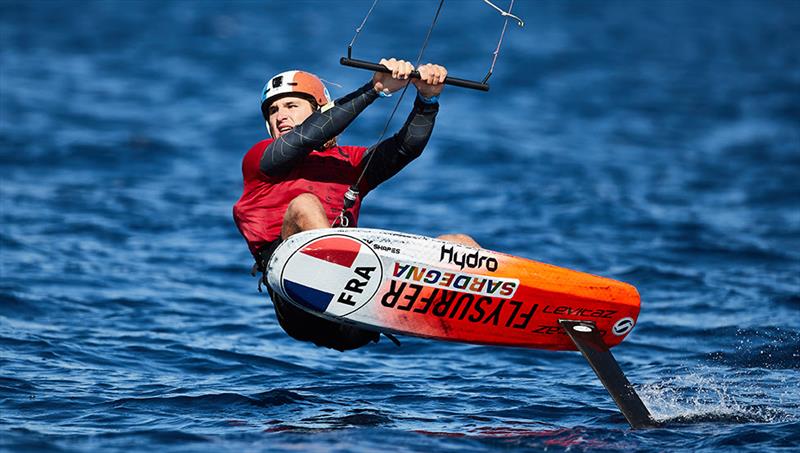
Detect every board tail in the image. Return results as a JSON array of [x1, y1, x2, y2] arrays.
[[559, 320, 658, 429]]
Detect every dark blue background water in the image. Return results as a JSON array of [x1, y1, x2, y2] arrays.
[[2, 0, 799, 451]]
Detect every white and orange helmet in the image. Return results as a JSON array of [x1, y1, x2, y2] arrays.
[[260, 70, 331, 115]]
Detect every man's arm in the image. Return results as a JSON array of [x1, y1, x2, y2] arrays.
[[362, 96, 438, 188], [260, 82, 379, 176], [362, 62, 447, 188]]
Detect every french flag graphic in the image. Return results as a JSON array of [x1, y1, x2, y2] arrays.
[[282, 236, 368, 313]]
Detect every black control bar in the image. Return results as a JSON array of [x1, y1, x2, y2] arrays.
[[340, 57, 490, 92]]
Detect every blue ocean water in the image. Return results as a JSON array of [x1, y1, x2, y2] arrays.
[[1, 0, 799, 451]]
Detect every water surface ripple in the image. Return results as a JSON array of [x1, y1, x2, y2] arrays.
[[2, 1, 799, 451]]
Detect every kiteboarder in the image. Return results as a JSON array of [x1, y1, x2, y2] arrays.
[[233, 58, 479, 351]]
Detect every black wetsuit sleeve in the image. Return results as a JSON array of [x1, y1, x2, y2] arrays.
[[362, 97, 438, 188], [260, 82, 379, 176]]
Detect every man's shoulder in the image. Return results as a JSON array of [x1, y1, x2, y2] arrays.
[[241, 139, 274, 178], [242, 138, 273, 163], [246, 138, 273, 154]]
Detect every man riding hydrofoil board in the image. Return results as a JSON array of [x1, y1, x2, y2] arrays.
[[233, 58, 478, 351]]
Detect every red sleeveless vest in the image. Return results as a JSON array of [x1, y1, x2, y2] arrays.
[[233, 139, 371, 255]]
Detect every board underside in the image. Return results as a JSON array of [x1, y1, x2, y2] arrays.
[[266, 228, 640, 351]]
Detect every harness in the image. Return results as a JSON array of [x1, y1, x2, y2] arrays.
[[251, 240, 282, 293]]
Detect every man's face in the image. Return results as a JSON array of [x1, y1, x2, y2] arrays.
[[267, 95, 315, 138]]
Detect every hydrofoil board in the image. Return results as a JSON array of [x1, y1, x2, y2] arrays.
[[266, 228, 640, 351]]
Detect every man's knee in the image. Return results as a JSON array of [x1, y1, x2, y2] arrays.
[[286, 193, 324, 214], [285, 194, 325, 223], [438, 233, 481, 248], [282, 193, 329, 238]]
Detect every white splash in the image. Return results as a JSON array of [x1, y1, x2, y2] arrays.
[[636, 366, 795, 424]]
